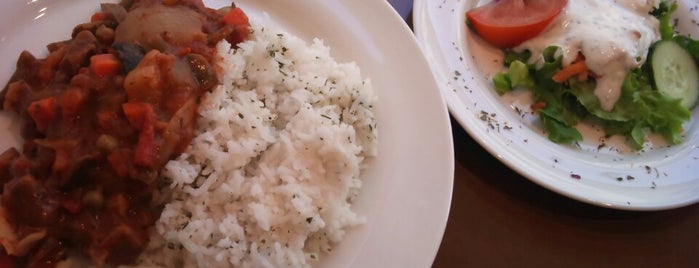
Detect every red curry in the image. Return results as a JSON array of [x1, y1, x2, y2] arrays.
[[0, 0, 249, 266]]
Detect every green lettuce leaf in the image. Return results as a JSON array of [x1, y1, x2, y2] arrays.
[[492, 42, 692, 150]]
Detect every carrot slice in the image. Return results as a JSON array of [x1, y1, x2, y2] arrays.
[[90, 54, 121, 76]]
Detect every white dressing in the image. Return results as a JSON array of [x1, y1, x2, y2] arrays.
[[516, 0, 660, 111]]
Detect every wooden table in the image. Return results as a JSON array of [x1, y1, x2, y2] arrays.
[[387, 1, 699, 267], [436, 116, 699, 267]]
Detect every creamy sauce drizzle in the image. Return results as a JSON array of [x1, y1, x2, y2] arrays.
[[516, 0, 660, 111]]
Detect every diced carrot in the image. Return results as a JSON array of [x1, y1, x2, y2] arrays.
[[90, 54, 121, 76], [222, 7, 249, 26], [121, 102, 154, 128], [90, 12, 107, 22], [27, 97, 58, 132], [552, 60, 589, 83]]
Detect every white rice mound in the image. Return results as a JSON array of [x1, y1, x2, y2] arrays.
[[132, 19, 378, 268]]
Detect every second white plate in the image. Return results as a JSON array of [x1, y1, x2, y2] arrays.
[[414, 0, 699, 211]]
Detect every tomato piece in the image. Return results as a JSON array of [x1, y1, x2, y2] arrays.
[[222, 7, 249, 27], [466, 0, 567, 48], [222, 7, 251, 44]]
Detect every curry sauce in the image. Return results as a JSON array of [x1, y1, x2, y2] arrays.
[[0, 0, 249, 266]]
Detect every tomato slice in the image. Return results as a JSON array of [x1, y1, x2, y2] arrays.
[[466, 0, 567, 48]]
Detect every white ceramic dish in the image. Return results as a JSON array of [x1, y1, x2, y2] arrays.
[[0, 0, 454, 267], [414, 0, 699, 211]]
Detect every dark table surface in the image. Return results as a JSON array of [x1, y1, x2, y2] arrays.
[[387, 1, 699, 267]]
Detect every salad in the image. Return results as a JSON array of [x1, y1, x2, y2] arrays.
[[466, 0, 699, 150]]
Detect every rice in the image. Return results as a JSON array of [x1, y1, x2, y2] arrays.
[[130, 18, 378, 268]]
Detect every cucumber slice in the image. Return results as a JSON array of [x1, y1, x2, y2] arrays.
[[651, 40, 699, 109]]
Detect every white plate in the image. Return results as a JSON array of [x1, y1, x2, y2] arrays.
[[0, 0, 454, 267], [414, 0, 699, 211]]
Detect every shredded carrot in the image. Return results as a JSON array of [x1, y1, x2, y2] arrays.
[[530, 101, 547, 111], [552, 60, 589, 83], [551, 53, 596, 83], [578, 70, 589, 81], [90, 54, 121, 76]]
